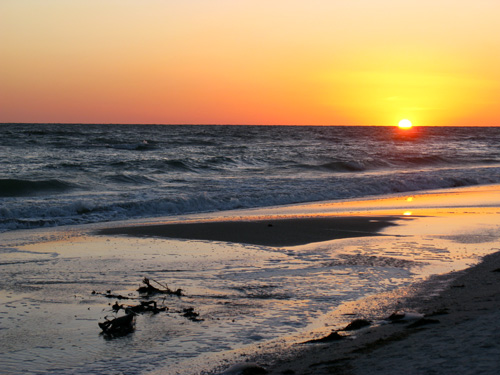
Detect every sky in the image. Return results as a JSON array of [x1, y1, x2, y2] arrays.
[[1, 0, 499, 126]]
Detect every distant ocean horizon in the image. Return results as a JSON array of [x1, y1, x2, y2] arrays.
[[2, 123, 500, 375], [2, 123, 500, 232]]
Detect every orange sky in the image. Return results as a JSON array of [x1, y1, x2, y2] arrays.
[[1, 1, 499, 126]]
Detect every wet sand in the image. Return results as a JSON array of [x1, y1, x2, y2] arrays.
[[97, 216, 400, 247], [264, 250, 500, 375], [2, 185, 500, 375], [101, 184, 500, 375]]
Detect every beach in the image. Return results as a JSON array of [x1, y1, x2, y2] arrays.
[[4, 1, 500, 373], [1, 184, 500, 374], [97, 216, 400, 247], [264, 249, 500, 375]]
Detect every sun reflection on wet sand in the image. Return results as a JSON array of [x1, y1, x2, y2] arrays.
[[1, 185, 500, 374]]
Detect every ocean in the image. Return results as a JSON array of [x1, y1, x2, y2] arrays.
[[2, 123, 500, 232], [2, 124, 500, 375]]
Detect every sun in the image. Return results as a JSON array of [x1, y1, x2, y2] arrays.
[[398, 119, 413, 129]]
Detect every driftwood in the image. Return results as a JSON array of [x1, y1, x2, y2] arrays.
[[112, 300, 168, 315], [95, 278, 199, 337], [98, 314, 135, 336], [100, 300, 167, 338], [137, 278, 183, 297], [91, 290, 131, 300]]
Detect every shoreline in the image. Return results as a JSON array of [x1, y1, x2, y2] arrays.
[[1, 184, 500, 375], [263, 250, 500, 375], [92, 184, 500, 375]]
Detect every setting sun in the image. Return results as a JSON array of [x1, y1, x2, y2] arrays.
[[398, 119, 413, 129]]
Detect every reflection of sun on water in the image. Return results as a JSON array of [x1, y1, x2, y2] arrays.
[[398, 119, 413, 129]]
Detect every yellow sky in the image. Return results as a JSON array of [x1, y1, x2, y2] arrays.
[[1, 0, 499, 125]]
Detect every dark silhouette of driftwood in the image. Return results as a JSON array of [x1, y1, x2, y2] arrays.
[[98, 314, 135, 336], [137, 277, 183, 297], [96, 278, 198, 338]]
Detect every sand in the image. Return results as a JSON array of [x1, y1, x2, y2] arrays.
[[96, 185, 500, 374], [264, 251, 500, 375], [2, 184, 500, 375], [97, 216, 401, 247]]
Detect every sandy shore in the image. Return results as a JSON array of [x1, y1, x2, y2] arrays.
[[97, 216, 401, 247], [94, 185, 500, 375], [263, 250, 500, 375], [2, 185, 500, 375], [215, 186, 500, 375]]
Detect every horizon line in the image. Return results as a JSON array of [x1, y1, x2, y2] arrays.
[[1, 122, 499, 127]]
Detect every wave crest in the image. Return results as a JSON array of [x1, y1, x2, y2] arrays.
[[0, 179, 76, 197]]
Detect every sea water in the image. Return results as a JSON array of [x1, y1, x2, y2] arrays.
[[1, 124, 500, 374], [1, 124, 500, 232]]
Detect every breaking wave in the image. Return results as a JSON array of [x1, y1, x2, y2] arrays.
[[2, 124, 500, 232], [0, 178, 77, 197]]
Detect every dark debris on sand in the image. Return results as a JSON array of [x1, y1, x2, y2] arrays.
[[302, 317, 373, 344], [303, 331, 345, 344], [137, 277, 183, 296], [98, 313, 135, 337], [182, 307, 204, 322], [112, 300, 168, 315], [95, 278, 200, 337]]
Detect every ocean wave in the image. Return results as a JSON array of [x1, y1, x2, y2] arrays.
[[106, 140, 155, 151], [394, 155, 451, 166], [159, 159, 193, 172], [297, 160, 368, 172], [167, 138, 219, 147], [297, 155, 500, 174], [160, 156, 240, 173], [104, 173, 157, 185], [3, 124, 500, 233], [20, 129, 85, 137], [0, 178, 77, 197], [324, 160, 386, 172], [2, 165, 500, 232]]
